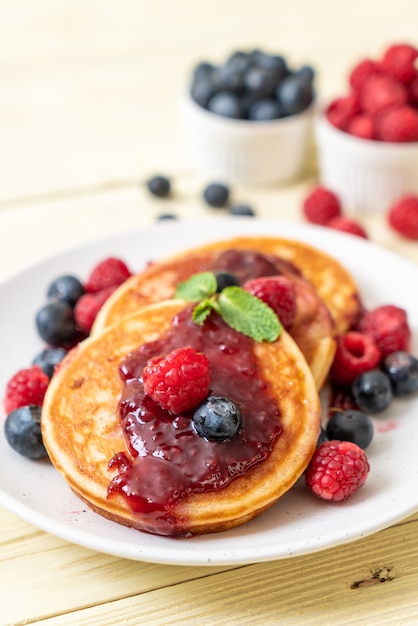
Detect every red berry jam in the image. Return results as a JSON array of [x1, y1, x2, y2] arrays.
[[107, 305, 282, 535]]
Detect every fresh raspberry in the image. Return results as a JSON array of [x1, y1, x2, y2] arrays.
[[4, 365, 50, 414], [326, 216, 368, 239], [380, 43, 418, 85], [74, 286, 117, 333], [326, 94, 361, 131], [349, 58, 380, 92], [142, 346, 210, 414], [358, 305, 411, 359], [305, 440, 370, 502], [359, 74, 408, 115], [331, 331, 381, 386], [375, 105, 418, 142], [302, 185, 342, 225], [243, 276, 297, 330], [388, 195, 418, 239], [346, 114, 375, 140], [84, 257, 131, 293], [409, 76, 418, 105]]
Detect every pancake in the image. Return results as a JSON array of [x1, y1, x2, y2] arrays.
[[93, 236, 361, 388], [42, 298, 321, 537]]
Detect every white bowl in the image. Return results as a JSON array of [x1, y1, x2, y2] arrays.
[[315, 113, 418, 214], [179, 89, 315, 186]]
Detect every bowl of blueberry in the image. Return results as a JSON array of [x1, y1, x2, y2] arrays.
[[315, 42, 418, 214], [179, 48, 316, 186]]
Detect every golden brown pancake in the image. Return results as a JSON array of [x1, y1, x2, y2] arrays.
[[42, 299, 321, 537], [93, 236, 361, 388]]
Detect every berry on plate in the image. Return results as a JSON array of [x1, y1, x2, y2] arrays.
[[305, 440, 370, 501], [3, 365, 50, 414], [331, 331, 380, 386], [74, 286, 118, 333], [326, 409, 374, 449], [352, 369, 393, 414], [358, 304, 411, 358], [192, 396, 242, 441], [382, 351, 418, 396], [4, 405, 48, 459], [243, 275, 297, 330], [85, 257, 132, 293]]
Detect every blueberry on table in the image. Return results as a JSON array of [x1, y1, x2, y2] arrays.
[[4, 405, 48, 459], [202, 182, 230, 208], [146, 175, 171, 198], [156, 213, 178, 221], [229, 203, 256, 216], [47, 274, 84, 307], [383, 351, 418, 396], [352, 369, 393, 414], [326, 409, 374, 449], [35, 300, 78, 347], [32, 346, 68, 378], [193, 397, 242, 441]]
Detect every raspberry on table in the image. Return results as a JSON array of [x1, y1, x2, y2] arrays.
[[330, 331, 381, 386], [376, 105, 418, 142], [388, 195, 418, 239], [302, 185, 342, 225], [305, 439, 370, 501], [3, 365, 50, 414], [358, 304, 411, 359], [326, 216, 368, 239], [243, 275, 297, 330], [142, 346, 210, 414], [74, 286, 117, 333], [84, 257, 132, 293]]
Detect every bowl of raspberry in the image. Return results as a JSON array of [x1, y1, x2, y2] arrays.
[[179, 48, 316, 186], [315, 42, 418, 214]]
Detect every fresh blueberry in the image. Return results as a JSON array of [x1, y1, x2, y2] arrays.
[[352, 369, 393, 414], [47, 275, 84, 307], [207, 91, 244, 119], [276, 74, 313, 116], [35, 301, 78, 347], [247, 98, 282, 121], [243, 66, 278, 98], [146, 175, 171, 198], [229, 203, 256, 216], [192, 61, 216, 83], [190, 77, 220, 108], [214, 271, 240, 292], [4, 405, 48, 459], [382, 351, 418, 396], [217, 63, 245, 93], [203, 182, 230, 208], [32, 346, 67, 378], [223, 51, 253, 77], [192, 396, 242, 441], [156, 213, 178, 221], [326, 409, 374, 449], [252, 51, 288, 81], [295, 64, 315, 85]]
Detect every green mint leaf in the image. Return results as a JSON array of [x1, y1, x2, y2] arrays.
[[175, 272, 217, 302], [218, 286, 282, 342], [192, 296, 220, 325]]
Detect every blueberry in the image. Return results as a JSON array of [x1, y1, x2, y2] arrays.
[[229, 203, 256, 216], [352, 369, 393, 414], [276, 74, 313, 116], [202, 182, 230, 208], [247, 98, 282, 121], [192, 61, 216, 83], [217, 63, 245, 93], [146, 175, 171, 198], [32, 346, 67, 378], [35, 300, 78, 347], [224, 51, 253, 77], [207, 91, 244, 119], [156, 213, 178, 221], [243, 66, 278, 98], [295, 64, 315, 85], [252, 51, 288, 80], [190, 77, 220, 108], [4, 405, 48, 459], [326, 409, 374, 449], [383, 351, 418, 396], [47, 275, 84, 307], [214, 271, 240, 292], [193, 396, 242, 441]]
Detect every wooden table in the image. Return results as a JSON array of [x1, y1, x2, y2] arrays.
[[1, 2, 418, 624]]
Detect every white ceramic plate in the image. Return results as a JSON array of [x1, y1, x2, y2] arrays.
[[1, 218, 417, 566]]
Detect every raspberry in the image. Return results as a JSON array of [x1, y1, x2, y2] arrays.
[[380, 43, 418, 85], [388, 195, 418, 239], [326, 216, 368, 239], [331, 331, 380, 386], [409, 76, 418, 105], [305, 440, 370, 502], [358, 304, 411, 359], [302, 186, 342, 225], [359, 74, 408, 115], [375, 105, 418, 142], [85, 257, 131, 293], [4, 365, 50, 414], [243, 276, 297, 330], [142, 346, 210, 414], [346, 114, 375, 140], [326, 94, 360, 131], [349, 58, 379, 92], [74, 286, 117, 333]]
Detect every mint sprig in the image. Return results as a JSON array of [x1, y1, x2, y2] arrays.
[[175, 272, 282, 343]]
